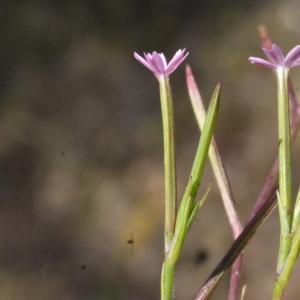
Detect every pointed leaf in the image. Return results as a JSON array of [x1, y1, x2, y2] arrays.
[[177, 82, 220, 224], [186, 65, 242, 237], [186, 184, 211, 232]]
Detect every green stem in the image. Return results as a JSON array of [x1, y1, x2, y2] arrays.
[[272, 210, 300, 300], [161, 261, 175, 300], [276, 67, 292, 272], [160, 198, 187, 300], [159, 76, 177, 254], [272, 181, 300, 300]]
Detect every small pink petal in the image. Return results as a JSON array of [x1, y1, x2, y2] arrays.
[[284, 45, 300, 68], [248, 57, 276, 68], [159, 53, 168, 69], [290, 58, 300, 67], [134, 52, 156, 73], [167, 49, 185, 69], [166, 49, 189, 75]]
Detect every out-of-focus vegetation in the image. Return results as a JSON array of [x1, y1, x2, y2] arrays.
[[0, 1, 300, 299]]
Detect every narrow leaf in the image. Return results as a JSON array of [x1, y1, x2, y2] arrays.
[[177, 82, 220, 226], [186, 184, 211, 232], [167, 195, 193, 267], [186, 64, 242, 237], [168, 83, 220, 269]]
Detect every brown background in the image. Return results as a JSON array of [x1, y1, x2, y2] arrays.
[[0, 0, 300, 299]]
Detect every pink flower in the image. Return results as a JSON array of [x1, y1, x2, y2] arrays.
[[134, 49, 189, 78], [249, 43, 300, 69]]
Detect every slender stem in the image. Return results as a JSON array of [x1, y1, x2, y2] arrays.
[[161, 194, 192, 300], [250, 78, 300, 219], [161, 193, 192, 300], [161, 261, 175, 300], [272, 204, 300, 300], [272, 188, 300, 300], [159, 76, 177, 254], [276, 67, 292, 272], [228, 255, 243, 300]]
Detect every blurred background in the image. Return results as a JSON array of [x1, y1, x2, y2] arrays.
[[1, 0, 300, 299]]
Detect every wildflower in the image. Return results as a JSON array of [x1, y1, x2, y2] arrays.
[[249, 43, 300, 70], [134, 49, 189, 254], [134, 49, 188, 78]]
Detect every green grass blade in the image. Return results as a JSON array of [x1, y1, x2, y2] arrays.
[[176, 83, 220, 228], [186, 184, 211, 232], [186, 65, 242, 237]]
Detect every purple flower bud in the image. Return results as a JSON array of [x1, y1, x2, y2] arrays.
[[249, 43, 300, 70], [134, 49, 189, 78]]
